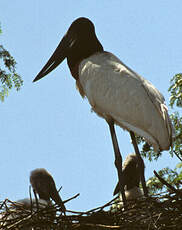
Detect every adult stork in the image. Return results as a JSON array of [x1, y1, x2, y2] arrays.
[[30, 168, 66, 213], [33, 17, 174, 204]]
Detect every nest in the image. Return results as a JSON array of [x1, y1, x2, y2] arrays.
[[0, 190, 182, 230]]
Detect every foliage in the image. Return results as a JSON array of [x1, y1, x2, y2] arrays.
[[169, 73, 182, 108], [147, 163, 182, 194], [0, 24, 23, 102], [169, 111, 182, 160], [135, 135, 162, 161]]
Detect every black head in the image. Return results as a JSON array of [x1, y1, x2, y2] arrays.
[[33, 17, 103, 82], [67, 17, 95, 36]]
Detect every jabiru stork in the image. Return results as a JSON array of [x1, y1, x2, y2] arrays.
[[33, 17, 174, 205], [30, 168, 66, 213]]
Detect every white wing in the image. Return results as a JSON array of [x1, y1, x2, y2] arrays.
[[78, 51, 174, 151]]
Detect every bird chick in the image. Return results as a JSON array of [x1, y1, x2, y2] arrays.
[[113, 153, 144, 195], [30, 168, 66, 213], [111, 154, 144, 212]]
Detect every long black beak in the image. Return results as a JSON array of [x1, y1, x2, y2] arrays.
[[33, 34, 74, 82]]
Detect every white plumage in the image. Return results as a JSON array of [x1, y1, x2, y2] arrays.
[[78, 51, 174, 152], [15, 198, 52, 209]]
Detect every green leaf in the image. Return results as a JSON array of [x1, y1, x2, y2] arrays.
[[0, 41, 23, 101]]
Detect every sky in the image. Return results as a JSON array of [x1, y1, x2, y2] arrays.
[[0, 1, 182, 211]]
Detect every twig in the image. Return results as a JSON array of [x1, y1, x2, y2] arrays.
[[83, 197, 118, 214], [66, 210, 87, 215], [58, 186, 62, 193], [153, 170, 182, 198], [63, 193, 80, 204], [0, 199, 8, 210], [173, 150, 182, 162], [67, 196, 118, 216], [73, 223, 121, 229]]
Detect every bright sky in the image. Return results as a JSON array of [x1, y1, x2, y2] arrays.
[[0, 1, 182, 211]]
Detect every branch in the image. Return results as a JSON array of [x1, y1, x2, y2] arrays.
[[153, 170, 182, 198], [173, 150, 182, 162], [73, 223, 121, 229], [67, 197, 118, 216], [63, 193, 80, 204]]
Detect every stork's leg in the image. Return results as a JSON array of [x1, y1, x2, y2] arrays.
[[130, 131, 148, 197], [107, 119, 127, 206]]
